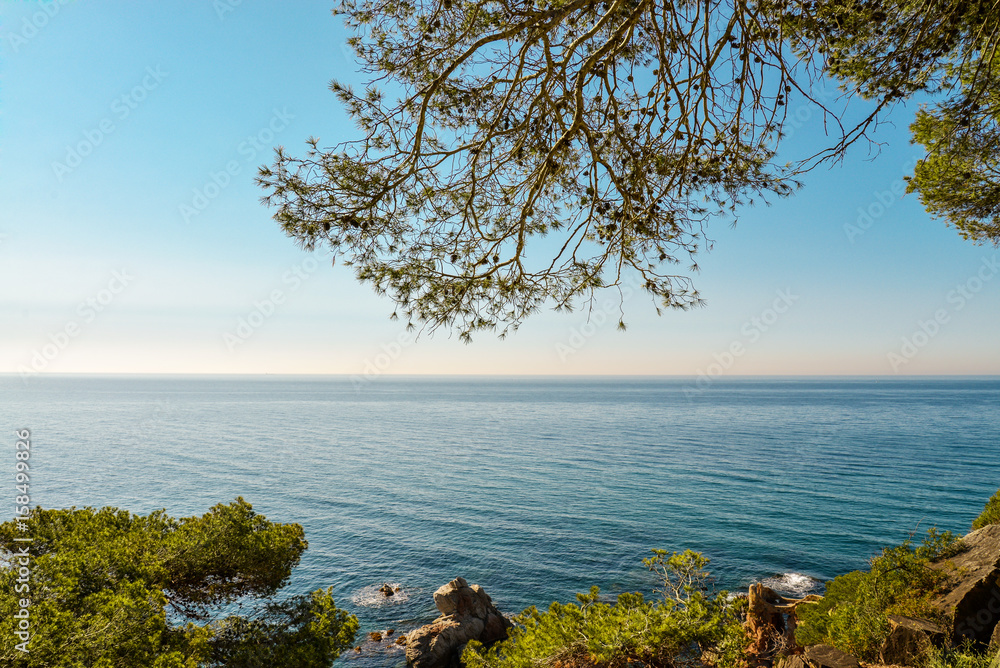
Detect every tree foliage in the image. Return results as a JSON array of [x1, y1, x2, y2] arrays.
[[257, 0, 879, 339], [0, 499, 358, 668], [259, 0, 1000, 336], [784, 0, 1000, 244]]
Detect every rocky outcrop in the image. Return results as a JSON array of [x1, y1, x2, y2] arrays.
[[405, 577, 512, 668], [803, 644, 859, 668], [878, 615, 946, 665], [746, 583, 822, 659], [776, 655, 808, 668], [930, 523, 1000, 645]]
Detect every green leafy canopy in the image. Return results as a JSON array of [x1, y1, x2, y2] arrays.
[[0, 498, 358, 668], [259, 0, 1000, 338]]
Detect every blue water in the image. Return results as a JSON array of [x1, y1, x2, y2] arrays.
[[2, 375, 999, 666]]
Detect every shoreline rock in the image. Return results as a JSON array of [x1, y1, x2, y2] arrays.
[[929, 523, 1000, 646], [405, 577, 512, 668]]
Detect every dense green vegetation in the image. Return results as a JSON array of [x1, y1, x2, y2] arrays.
[[463, 550, 748, 668], [5, 489, 1000, 666], [795, 528, 959, 660], [0, 499, 357, 667], [972, 489, 1000, 531]]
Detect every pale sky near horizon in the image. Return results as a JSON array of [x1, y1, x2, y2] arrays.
[[2, 1, 999, 377]]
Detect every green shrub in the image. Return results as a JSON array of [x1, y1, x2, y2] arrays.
[[0, 499, 358, 667], [795, 528, 959, 662], [925, 640, 997, 668], [972, 489, 1000, 531], [464, 550, 748, 668]]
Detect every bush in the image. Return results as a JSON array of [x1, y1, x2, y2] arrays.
[[972, 489, 1000, 531], [795, 528, 959, 662], [925, 640, 997, 668], [464, 550, 748, 668], [0, 499, 358, 667]]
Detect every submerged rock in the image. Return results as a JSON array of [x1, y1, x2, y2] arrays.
[[405, 577, 512, 668]]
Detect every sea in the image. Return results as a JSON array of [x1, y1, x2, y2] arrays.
[[2, 375, 998, 666]]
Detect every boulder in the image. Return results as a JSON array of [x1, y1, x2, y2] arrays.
[[381, 583, 396, 597], [433, 577, 488, 618], [405, 578, 512, 668], [776, 655, 809, 668], [879, 615, 946, 665], [930, 524, 1000, 645], [803, 644, 860, 668], [369, 631, 384, 642]]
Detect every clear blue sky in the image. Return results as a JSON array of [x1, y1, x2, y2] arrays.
[[2, 1, 998, 377]]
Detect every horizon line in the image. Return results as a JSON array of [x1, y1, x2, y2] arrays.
[[4, 372, 1000, 379]]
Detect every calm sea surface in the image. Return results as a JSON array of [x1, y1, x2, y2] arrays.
[[2, 375, 998, 666]]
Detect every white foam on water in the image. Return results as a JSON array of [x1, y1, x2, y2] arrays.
[[351, 583, 410, 608], [760, 572, 822, 597]]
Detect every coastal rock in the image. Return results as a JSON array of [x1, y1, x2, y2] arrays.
[[803, 644, 860, 668], [776, 655, 809, 668], [747, 584, 787, 657], [405, 578, 512, 668], [381, 583, 396, 597], [878, 615, 946, 665], [746, 583, 822, 659], [433, 578, 487, 617], [929, 523, 1000, 644], [370, 631, 384, 642]]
